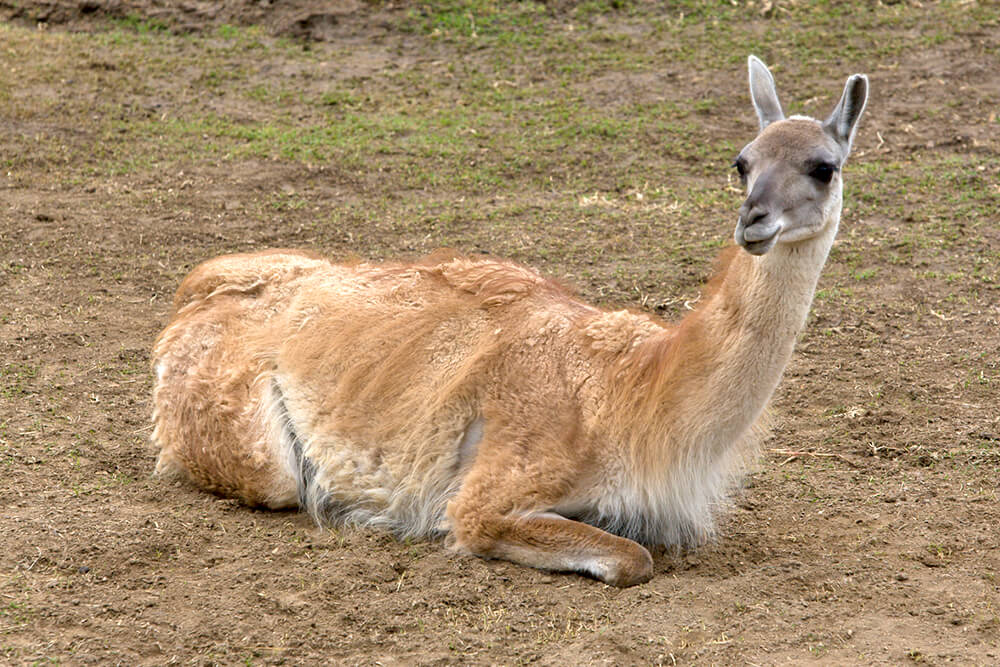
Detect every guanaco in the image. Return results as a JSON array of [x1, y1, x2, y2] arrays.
[[151, 56, 868, 586]]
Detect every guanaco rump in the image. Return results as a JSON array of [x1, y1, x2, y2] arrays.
[[152, 57, 868, 586]]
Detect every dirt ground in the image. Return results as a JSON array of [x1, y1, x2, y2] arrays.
[[1, 1, 999, 665]]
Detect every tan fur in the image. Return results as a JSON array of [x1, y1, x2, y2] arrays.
[[151, 59, 866, 586]]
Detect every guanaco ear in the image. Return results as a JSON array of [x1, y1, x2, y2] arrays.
[[823, 73, 869, 157], [748, 55, 785, 130]]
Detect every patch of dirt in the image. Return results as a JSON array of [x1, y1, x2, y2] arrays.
[[2, 2, 999, 665], [1, 0, 382, 40]]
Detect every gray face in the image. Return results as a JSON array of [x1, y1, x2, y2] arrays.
[[735, 56, 868, 256], [732, 119, 845, 256]]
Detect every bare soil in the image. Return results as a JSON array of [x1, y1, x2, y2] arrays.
[[1, 1, 999, 665]]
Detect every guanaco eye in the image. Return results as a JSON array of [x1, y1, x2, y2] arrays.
[[732, 158, 747, 182], [809, 163, 836, 184]]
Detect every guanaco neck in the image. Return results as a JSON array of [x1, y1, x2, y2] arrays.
[[616, 200, 842, 474]]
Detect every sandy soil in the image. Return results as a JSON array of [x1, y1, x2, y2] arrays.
[[1, 1, 998, 665]]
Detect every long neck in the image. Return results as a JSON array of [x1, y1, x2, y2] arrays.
[[704, 228, 835, 404], [612, 216, 838, 470]]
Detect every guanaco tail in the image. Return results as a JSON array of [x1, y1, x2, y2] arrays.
[[151, 56, 868, 586]]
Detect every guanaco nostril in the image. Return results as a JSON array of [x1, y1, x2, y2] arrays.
[[742, 207, 768, 227]]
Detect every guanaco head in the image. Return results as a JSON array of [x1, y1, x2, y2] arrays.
[[733, 56, 868, 255]]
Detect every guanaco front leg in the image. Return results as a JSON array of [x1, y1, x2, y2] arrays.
[[447, 449, 654, 587]]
